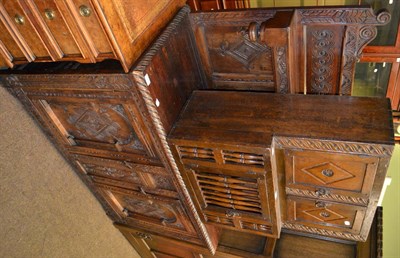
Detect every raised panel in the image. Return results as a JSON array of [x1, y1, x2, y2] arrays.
[[286, 196, 366, 234]]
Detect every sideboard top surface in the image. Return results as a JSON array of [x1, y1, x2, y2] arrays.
[[169, 91, 394, 148]]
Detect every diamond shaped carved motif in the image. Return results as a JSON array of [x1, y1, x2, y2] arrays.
[[220, 36, 268, 68], [303, 207, 345, 222], [301, 162, 355, 185]]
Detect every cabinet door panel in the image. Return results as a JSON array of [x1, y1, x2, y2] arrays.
[[0, 0, 52, 61], [23, 89, 157, 159]]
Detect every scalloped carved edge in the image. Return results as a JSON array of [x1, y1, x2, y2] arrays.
[[299, 8, 391, 25], [131, 7, 216, 254], [274, 137, 393, 157], [285, 187, 368, 206], [283, 222, 365, 241], [190, 9, 277, 25], [4, 74, 133, 90]]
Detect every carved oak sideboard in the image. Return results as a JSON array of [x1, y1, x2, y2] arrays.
[[0, 5, 393, 258], [168, 91, 394, 243]]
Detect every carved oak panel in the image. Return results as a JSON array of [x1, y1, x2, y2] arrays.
[[190, 9, 277, 91], [21, 88, 157, 160]]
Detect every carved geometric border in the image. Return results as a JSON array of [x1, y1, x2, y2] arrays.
[[283, 222, 365, 241], [286, 187, 368, 206], [274, 136, 393, 157]]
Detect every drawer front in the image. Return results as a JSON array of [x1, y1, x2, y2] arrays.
[[285, 150, 378, 204], [27, 0, 90, 61], [75, 155, 176, 194], [69, 0, 114, 59], [96, 184, 199, 242], [286, 196, 365, 234], [0, 1, 51, 62]]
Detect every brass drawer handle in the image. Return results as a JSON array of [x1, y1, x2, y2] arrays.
[[122, 208, 130, 216], [315, 188, 326, 197], [320, 211, 330, 218], [315, 201, 326, 208], [226, 210, 240, 218], [14, 14, 25, 25], [322, 169, 334, 177], [135, 232, 152, 240], [79, 5, 91, 17], [44, 9, 55, 20]]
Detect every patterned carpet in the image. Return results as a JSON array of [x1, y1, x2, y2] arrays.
[[0, 86, 139, 258]]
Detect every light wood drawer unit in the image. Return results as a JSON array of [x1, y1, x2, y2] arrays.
[[0, 0, 186, 71]]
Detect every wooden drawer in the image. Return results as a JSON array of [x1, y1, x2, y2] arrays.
[[96, 184, 201, 244], [286, 196, 366, 234], [74, 155, 176, 195], [284, 149, 378, 206]]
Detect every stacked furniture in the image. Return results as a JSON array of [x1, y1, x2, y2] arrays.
[[0, 4, 394, 257]]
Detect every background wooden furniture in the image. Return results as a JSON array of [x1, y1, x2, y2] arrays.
[[0, 0, 185, 72]]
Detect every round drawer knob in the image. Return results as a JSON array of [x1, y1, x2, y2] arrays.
[[320, 211, 330, 218], [315, 188, 326, 196], [14, 14, 25, 25], [44, 9, 55, 20], [79, 5, 91, 17], [322, 169, 334, 177]]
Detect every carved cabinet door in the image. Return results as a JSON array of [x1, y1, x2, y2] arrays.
[[15, 86, 158, 160]]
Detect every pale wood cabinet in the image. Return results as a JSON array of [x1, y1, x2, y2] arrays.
[[0, 0, 185, 72]]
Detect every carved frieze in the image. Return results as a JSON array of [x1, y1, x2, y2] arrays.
[[276, 46, 289, 93], [274, 137, 393, 157], [299, 8, 390, 25]]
